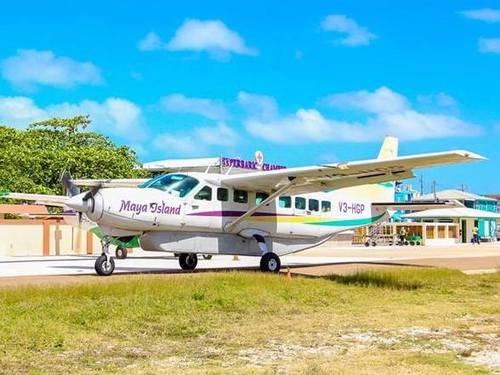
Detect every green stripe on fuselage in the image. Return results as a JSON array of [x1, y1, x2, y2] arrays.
[[307, 213, 386, 227]]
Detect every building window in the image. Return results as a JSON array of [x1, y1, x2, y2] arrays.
[[308, 199, 319, 212], [217, 188, 228, 202], [321, 201, 331, 212], [295, 197, 306, 210], [279, 196, 291, 208], [234, 190, 248, 204], [256, 192, 269, 204], [194, 186, 212, 201]]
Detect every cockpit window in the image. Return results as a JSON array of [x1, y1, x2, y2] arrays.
[[139, 174, 199, 197]]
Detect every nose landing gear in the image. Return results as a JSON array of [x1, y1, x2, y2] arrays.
[[95, 237, 115, 276]]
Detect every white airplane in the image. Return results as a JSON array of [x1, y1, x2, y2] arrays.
[[1, 137, 484, 276]]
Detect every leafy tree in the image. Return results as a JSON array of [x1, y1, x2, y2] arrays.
[[0, 116, 148, 195]]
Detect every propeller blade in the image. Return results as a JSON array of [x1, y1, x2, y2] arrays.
[[82, 184, 102, 202]]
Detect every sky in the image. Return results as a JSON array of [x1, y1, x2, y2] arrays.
[[0, 0, 499, 193]]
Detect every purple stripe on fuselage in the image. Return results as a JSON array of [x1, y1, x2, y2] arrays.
[[187, 210, 294, 217]]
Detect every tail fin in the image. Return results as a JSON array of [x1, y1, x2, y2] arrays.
[[60, 170, 80, 197], [377, 136, 399, 160], [377, 136, 399, 202]]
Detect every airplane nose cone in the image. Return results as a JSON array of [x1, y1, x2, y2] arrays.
[[66, 194, 89, 212]]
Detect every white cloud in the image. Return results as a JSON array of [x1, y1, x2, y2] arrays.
[[1, 49, 102, 91], [0, 96, 144, 140], [153, 122, 239, 155], [138, 32, 163, 51], [323, 86, 409, 113], [244, 87, 482, 144], [479, 38, 500, 54], [138, 19, 257, 60], [237, 92, 278, 119], [417, 93, 458, 108], [159, 94, 228, 120], [320, 14, 377, 46], [460, 8, 500, 23]]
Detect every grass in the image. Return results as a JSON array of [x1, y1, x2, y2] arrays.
[[0, 268, 498, 374]]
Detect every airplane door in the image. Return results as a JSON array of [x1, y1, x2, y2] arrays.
[[185, 185, 216, 230], [292, 196, 307, 235]]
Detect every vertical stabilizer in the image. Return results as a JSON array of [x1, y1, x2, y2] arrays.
[[376, 136, 399, 202], [377, 136, 399, 160]]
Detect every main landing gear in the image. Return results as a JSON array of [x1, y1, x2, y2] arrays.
[[95, 237, 115, 276], [254, 234, 281, 273], [179, 253, 198, 270], [260, 252, 281, 273], [115, 246, 128, 259]]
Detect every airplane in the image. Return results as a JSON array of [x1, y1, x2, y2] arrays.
[[0, 136, 485, 276]]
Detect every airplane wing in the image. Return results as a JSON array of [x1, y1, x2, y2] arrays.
[[210, 150, 485, 194], [71, 178, 148, 188], [0, 192, 69, 207]]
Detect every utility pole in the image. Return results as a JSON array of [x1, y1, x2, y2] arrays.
[[419, 175, 424, 196], [432, 180, 437, 202]]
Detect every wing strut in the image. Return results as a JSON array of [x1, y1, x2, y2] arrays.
[[223, 182, 293, 233]]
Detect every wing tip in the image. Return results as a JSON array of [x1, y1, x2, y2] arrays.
[[456, 150, 487, 161]]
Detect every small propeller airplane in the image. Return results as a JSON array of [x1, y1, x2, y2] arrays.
[[1, 136, 485, 276]]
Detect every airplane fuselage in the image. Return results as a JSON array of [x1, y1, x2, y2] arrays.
[[75, 172, 392, 256]]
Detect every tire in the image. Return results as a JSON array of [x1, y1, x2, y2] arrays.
[[94, 255, 115, 276], [409, 241, 415, 246], [260, 252, 281, 273], [202, 254, 212, 260], [371, 242, 377, 247], [115, 247, 127, 259], [416, 241, 421, 246], [364, 241, 370, 247], [404, 241, 409, 246], [179, 253, 198, 270]]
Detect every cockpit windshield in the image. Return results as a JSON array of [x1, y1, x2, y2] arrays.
[[139, 174, 199, 197]]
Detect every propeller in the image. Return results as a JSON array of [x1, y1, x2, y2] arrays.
[[82, 184, 102, 202]]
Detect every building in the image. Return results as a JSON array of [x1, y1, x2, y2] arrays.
[[414, 190, 498, 241], [403, 207, 500, 243]]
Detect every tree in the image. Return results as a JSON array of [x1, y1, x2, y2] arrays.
[[0, 116, 148, 195]]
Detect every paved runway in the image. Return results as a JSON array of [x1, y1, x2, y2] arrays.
[[0, 244, 498, 286]]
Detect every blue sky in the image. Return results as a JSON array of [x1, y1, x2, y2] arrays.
[[0, 1, 499, 193]]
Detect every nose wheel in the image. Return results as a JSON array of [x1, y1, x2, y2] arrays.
[[95, 237, 115, 276], [95, 255, 115, 276]]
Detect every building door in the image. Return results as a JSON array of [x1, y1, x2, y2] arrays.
[[461, 220, 467, 243]]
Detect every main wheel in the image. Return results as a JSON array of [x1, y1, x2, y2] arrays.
[[179, 253, 198, 270], [202, 254, 212, 260], [115, 247, 127, 259], [260, 252, 281, 273], [94, 254, 115, 276]]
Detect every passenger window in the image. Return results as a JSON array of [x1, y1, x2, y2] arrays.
[[295, 197, 306, 210], [279, 196, 291, 208], [256, 192, 269, 204], [309, 199, 319, 212], [321, 201, 332, 212], [194, 186, 212, 201], [234, 189, 248, 204], [217, 188, 229, 202]]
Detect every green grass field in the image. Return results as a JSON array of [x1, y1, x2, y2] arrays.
[[0, 269, 498, 374]]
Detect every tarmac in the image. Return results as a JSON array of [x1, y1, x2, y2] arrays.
[[0, 242, 498, 287]]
